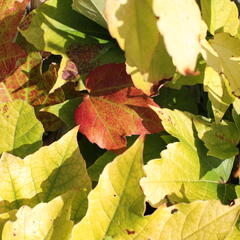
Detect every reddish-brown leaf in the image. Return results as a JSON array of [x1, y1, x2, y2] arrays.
[[74, 63, 163, 151], [0, 50, 64, 107], [0, 0, 30, 80]]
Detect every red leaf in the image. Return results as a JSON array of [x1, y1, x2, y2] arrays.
[[0, 0, 30, 80], [0, 43, 27, 80], [75, 63, 163, 151]]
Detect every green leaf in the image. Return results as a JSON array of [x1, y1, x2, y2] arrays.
[[203, 66, 234, 122], [201, 0, 239, 35], [153, 0, 202, 75], [19, 0, 108, 55], [2, 193, 74, 240], [0, 127, 91, 221], [71, 137, 145, 239], [43, 97, 82, 128], [141, 108, 238, 206], [105, 0, 174, 83], [72, 0, 107, 28], [194, 117, 240, 159], [0, 100, 44, 158], [201, 33, 240, 97], [87, 151, 116, 182]]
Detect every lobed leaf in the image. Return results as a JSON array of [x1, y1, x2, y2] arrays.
[[74, 63, 163, 151]]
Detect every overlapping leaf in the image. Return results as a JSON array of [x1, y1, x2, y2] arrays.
[[0, 0, 29, 81], [141, 108, 239, 206], [0, 100, 44, 158], [201, 0, 239, 35], [0, 128, 91, 221], [0, 46, 64, 107], [72, 0, 107, 28], [153, 0, 202, 75], [105, 0, 175, 84], [74, 63, 163, 151], [201, 33, 240, 97], [72, 136, 240, 240], [203, 66, 234, 122], [2, 193, 73, 240]]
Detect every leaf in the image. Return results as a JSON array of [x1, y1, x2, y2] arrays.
[[0, 100, 44, 158], [0, 127, 91, 220], [43, 97, 82, 128], [105, 0, 175, 83], [141, 108, 238, 206], [87, 151, 116, 182], [2, 193, 74, 240], [0, 42, 65, 107], [194, 117, 240, 159], [153, 0, 202, 75], [0, 0, 29, 81], [200, 0, 239, 35], [72, 0, 107, 28], [19, 0, 108, 55], [74, 63, 163, 151], [204, 66, 234, 122], [71, 137, 145, 240], [201, 33, 240, 97]]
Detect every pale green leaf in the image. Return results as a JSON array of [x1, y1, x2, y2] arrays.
[[233, 98, 240, 115], [2, 193, 74, 240], [0, 100, 44, 158], [0, 128, 91, 221], [141, 108, 238, 206], [72, 0, 107, 28], [201, 33, 240, 97], [226, 226, 240, 240], [71, 137, 145, 240], [201, 0, 239, 35], [105, 0, 174, 83], [204, 66, 234, 122], [153, 0, 202, 75], [194, 117, 240, 159]]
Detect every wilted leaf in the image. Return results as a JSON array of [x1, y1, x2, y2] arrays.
[[0, 128, 91, 219], [141, 108, 238, 206], [201, 33, 240, 97], [74, 63, 163, 151], [72, 0, 107, 28], [201, 0, 239, 35], [204, 66, 234, 122], [2, 193, 74, 240], [153, 0, 202, 75], [0, 100, 44, 158]]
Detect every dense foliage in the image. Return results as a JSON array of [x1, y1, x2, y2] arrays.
[[1, 0, 240, 239]]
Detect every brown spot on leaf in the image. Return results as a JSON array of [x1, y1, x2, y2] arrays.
[[229, 200, 235, 207], [126, 229, 135, 235], [2, 104, 8, 113], [171, 208, 178, 214], [183, 68, 199, 76]]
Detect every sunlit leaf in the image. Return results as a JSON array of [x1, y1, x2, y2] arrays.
[[72, 0, 107, 28], [201, 0, 239, 35], [153, 0, 202, 75], [71, 137, 145, 239], [0, 100, 44, 158], [0, 128, 91, 220], [204, 66, 234, 122], [74, 63, 163, 150], [201, 33, 240, 97], [105, 0, 175, 83], [141, 108, 238, 206], [2, 193, 74, 240]]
